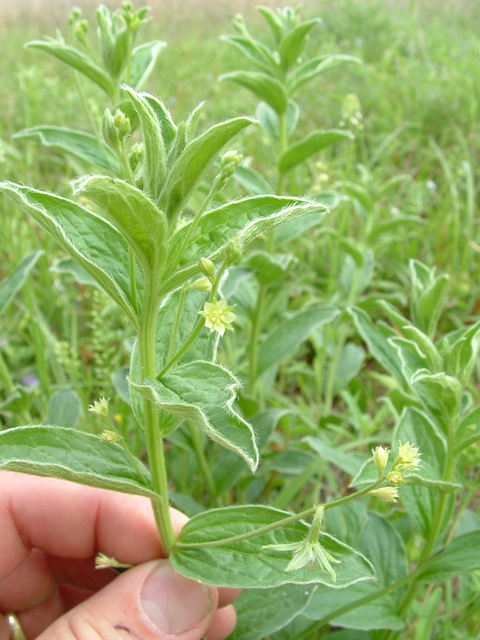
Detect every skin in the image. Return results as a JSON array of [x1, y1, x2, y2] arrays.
[[0, 472, 240, 640]]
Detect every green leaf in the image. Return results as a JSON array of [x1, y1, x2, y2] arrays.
[[325, 502, 367, 549], [213, 409, 289, 495], [348, 307, 407, 388], [444, 321, 480, 387], [143, 94, 177, 149], [161, 116, 254, 222], [256, 100, 299, 141], [131, 41, 167, 91], [279, 129, 354, 174], [233, 165, 271, 195], [134, 362, 259, 471], [172, 505, 375, 588], [0, 425, 155, 497], [257, 306, 339, 376], [164, 196, 328, 293], [419, 531, 480, 583], [0, 250, 42, 316], [279, 19, 319, 71], [393, 408, 450, 539], [410, 372, 462, 434], [13, 126, 120, 174], [334, 181, 374, 214], [219, 35, 279, 74], [257, 6, 284, 42], [410, 260, 449, 339], [45, 389, 82, 429], [219, 71, 288, 115], [358, 513, 408, 599], [231, 585, 315, 640], [73, 175, 167, 273], [305, 438, 366, 477], [123, 86, 166, 201], [50, 257, 99, 288], [26, 41, 116, 98], [288, 54, 362, 94], [302, 582, 404, 631], [0, 183, 140, 324], [245, 251, 294, 286]]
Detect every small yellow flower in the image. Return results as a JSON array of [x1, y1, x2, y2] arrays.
[[372, 445, 389, 475], [370, 487, 399, 503], [387, 471, 406, 485], [394, 441, 421, 471], [89, 397, 109, 417], [199, 298, 236, 337], [95, 553, 133, 571]]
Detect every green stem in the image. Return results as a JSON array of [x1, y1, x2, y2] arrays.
[[139, 273, 175, 557], [275, 112, 288, 196], [248, 285, 266, 395], [382, 438, 458, 640], [175, 477, 385, 550], [188, 422, 218, 505], [104, 414, 146, 481], [0, 350, 13, 394]]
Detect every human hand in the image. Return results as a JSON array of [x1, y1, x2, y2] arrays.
[[0, 472, 239, 640]]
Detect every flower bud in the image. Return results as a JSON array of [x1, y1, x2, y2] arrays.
[[370, 487, 399, 503], [393, 441, 421, 472], [223, 238, 242, 266], [113, 110, 131, 138], [99, 430, 119, 443], [372, 445, 389, 475], [189, 277, 212, 292], [128, 142, 144, 171], [102, 109, 120, 150], [199, 258, 216, 280]]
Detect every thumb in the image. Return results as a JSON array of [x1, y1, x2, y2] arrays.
[[39, 560, 218, 640]]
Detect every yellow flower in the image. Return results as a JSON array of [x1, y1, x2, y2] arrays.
[[89, 397, 109, 417], [387, 471, 406, 485], [199, 298, 236, 337], [394, 441, 422, 471], [372, 445, 389, 475]]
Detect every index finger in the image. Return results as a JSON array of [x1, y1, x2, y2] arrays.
[[0, 471, 187, 580]]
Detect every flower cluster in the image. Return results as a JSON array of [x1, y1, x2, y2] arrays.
[[370, 441, 421, 503]]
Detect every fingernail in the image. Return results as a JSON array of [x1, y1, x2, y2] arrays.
[[141, 561, 211, 636]]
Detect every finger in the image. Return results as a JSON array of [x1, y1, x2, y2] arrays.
[[0, 615, 9, 640], [0, 472, 187, 581], [16, 591, 65, 640], [37, 561, 218, 640], [205, 605, 237, 640], [218, 588, 242, 608], [0, 550, 114, 612]]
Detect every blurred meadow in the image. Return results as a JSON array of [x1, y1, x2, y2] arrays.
[[3, 0, 480, 637]]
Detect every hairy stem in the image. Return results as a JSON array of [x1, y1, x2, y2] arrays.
[[139, 272, 176, 556]]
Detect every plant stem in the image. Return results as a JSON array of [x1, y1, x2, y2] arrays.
[[188, 422, 218, 505], [275, 112, 288, 195], [139, 272, 175, 557], [248, 284, 266, 395], [167, 284, 187, 361], [175, 477, 384, 550], [382, 436, 458, 640]]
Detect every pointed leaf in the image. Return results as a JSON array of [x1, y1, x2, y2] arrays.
[[123, 86, 166, 201], [256, 100, 299, 141], [0, 425, 155, 497], [279, 130, 354, 174], [74, 176, 167, 272], [279, 19, 319, 72], [13, 126, 120, 174], [258, 306, 339, 376], [219, 71, 288, 115], [26, 41, 116, 98], [164, 196, 328, 293], [257, 6, 284, 42], [0, 182, 140, 324], [233, 165, 271, 195], [288, 54, 362, 93], [0, 250, 42, 316], [135, 362, 258, 471], [161, 116, 254, 222], [172, 505, 375, 588], [131, 41, 167, 91], [410, 372, 462, 434], [220, 35, 279, 74]]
